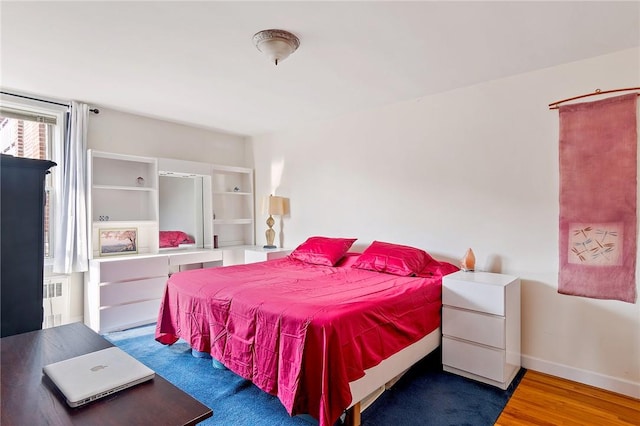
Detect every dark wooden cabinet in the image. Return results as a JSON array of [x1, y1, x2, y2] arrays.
[[1, 154, 56, 337]]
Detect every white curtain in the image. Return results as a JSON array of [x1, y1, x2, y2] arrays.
[[53, 101, 89, 274]]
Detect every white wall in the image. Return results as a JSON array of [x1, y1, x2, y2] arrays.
[[87, 107, 248, 166], [251, 48, 640, 398], [63, 108, 249, 323]]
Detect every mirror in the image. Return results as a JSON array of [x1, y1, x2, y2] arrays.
[[159, 172, 212, 250]]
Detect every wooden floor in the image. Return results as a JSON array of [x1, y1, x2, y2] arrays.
[[495, 370, 640, 425]]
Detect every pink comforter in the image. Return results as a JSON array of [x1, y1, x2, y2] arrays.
[[155, 256, 445, 426]]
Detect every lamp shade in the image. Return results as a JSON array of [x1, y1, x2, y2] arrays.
[[269, 196, 286, 215], [262, 195, 289, 216], [253, 29, 300, 65]]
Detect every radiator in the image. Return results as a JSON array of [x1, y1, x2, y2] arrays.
[[43, 275, 70, 329]]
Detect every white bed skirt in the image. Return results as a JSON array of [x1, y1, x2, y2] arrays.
[[348, 327, 441, 410]]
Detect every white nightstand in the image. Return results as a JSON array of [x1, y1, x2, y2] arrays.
[[442, 271, 521, 390], [244, 246, 291, 264]]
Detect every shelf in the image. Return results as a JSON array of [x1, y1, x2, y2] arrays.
[[91, 188, 158, 222], [211, 164, 254, 247], [213, 219, 253, 225], [94, 185, 156, 192], [213, 191, 252, 196], [91, 152, 157, 189], [91, 220, 156, 228], [91, 150, 156, 163]]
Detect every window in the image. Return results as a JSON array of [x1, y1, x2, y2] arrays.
[[0, 96, 67, 261]]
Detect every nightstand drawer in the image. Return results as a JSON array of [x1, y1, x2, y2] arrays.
[[442, 306, 505, 349], [443, 273, 506, 315], [443, 337, 506, 382]]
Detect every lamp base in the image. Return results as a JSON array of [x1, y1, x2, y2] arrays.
[[263, 245, 277, 249]]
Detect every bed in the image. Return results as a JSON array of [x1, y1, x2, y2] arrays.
[[155, 238, 458, 426]]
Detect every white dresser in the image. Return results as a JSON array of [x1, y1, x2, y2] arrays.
[[85, 250, 223, 333], [85, 255, 168, 334], [442, 271, 521, 390]]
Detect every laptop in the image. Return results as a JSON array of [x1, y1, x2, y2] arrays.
[[43, 346, 155, 407]]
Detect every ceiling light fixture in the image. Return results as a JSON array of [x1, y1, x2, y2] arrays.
[[252, 29, 300, 66]]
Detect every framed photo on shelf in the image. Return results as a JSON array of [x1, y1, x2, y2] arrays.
[[99, 228, 138, 256]]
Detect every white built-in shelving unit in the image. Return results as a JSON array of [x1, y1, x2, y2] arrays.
[[88, 150, 159, 257], [84, 151, 255, 333], [212, 164, 255, 247]]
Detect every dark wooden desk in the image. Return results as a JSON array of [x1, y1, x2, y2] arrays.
[[1, 322, 213, 425]]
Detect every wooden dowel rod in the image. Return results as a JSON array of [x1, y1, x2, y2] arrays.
[[548, 87, 640, 109]]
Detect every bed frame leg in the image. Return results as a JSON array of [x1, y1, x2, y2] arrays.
[[344, 402, 361, 426]]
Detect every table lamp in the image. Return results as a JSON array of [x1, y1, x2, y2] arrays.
[[263, 195, 285, 249]]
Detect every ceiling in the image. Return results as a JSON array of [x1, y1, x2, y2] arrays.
[[1, 1, 638, 136]]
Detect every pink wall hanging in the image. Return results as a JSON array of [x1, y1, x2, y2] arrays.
[[558, 93, 637, 303]]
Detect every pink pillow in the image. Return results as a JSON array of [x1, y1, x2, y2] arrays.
[[288, 236, 357, 266], [418, 260, 460, 278], [334, 252, 362, 268], [352, 240, 434, 276]]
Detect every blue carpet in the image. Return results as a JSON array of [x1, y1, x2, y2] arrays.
[[104, 325, 524, 426]]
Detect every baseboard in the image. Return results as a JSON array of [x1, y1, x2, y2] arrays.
[[69, 316, 84, 325], [522, 354, 640, 399]]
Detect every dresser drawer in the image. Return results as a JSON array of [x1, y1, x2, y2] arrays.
[[443, 337, 506, 382], [99, 299, 162, 333], [95, 256, 168, 283], [443, 273, 507, 315], [100, 277, 167, 307], [168, 250, 222, 266]]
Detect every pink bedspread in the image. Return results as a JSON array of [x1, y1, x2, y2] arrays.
[[159, 230, 195, 248], [155, 256, 444, 426]]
